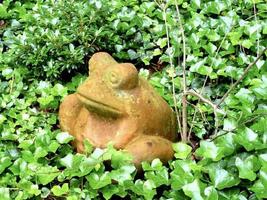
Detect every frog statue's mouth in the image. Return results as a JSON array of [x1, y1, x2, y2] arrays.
[[77, 93, 123, 118]]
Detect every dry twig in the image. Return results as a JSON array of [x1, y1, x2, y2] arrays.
[[160, 1, 182, 134], [174, 0, 188, 142], [217, 47, 267, 106]]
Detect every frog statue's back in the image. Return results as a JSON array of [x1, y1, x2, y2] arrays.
[[59, 52, 177, 168]]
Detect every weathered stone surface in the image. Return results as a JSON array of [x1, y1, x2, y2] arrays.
[[59, 52, 177, 168]]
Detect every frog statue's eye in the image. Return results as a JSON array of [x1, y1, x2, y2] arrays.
[[106, 63, 138, 90], [109, 71, 120, 85]]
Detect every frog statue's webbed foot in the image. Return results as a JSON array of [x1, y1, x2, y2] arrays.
[[124, 135, 174, 169]]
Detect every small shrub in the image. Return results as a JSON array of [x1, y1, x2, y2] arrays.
[[1, 0, 109, 79]]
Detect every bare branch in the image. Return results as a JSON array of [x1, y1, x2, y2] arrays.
[[186, 89, 225, 139], [185, 90, 225, 114], [186, 100, 210, 126], [210, 131, 230, 141], [160, 1, 182, 134], [217, 47, 267, 106], [9, 74, 15, 94], [253, 1, 260, 57], [174, 0, 188, 142], [189, 19, 233, 137]]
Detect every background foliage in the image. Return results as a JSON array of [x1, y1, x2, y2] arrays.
[[0, 0, 267, 199]]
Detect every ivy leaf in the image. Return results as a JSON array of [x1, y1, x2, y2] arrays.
[[144, 164, 169, 187], [170, 160, 195, 190], [173, 142, 192, 159], [207, 30, 220, 41], [234, 128, 261, 151], [22, 150, 34, 162], [242, 40, 253, 49], [235, 88, 255, 106], [127, 49, 138, 60], [182, 179, 204, 200], [0, 188, 10, 200], [143, 179, 156, 199], [0, 4, 9, 18], [0, 157, 12, 174], [251, 117, 267, 134], [103, 145, 133, 169], [0, 114, 6, 124], [79, 157, 99, 176], [34, 147, 48, 159], [48, 141, 60, 153], [69, 43, 75, 53], [198, 65, 212, 76], [101, 185, 120, 200], [190, 60, 212, 75], [191, 0, 201, 8], [263, 23, 267, 34], [206, 1, 226, 15], [156, 38, 167, 48], [2, 68, 13, 78], [51, 183, 69, 196], [18, 140, 33, 149], [235, 155, 259, 181], [41, 187, 50, 199], [228, 31, 242, 45], [56, 132, 74, 144], [255, 60, 265, 69], [204, 42, 217, 55], [259, 168, 267, 188], [60, 154, 74, 168], [37, 166, 60, 185], [86, 172, 112, 189], [110, 165, 135, 184], [208, 165, 240, 190], [83, 139, 94, 154], [52, 83, 67, 96], [204, 186, 218, 200], [244, 24, 261, 36], [223, 118, 237, 132], [142, 159, 162, 172], [195, 141, 223, 161], [37, 95, 54, 108], [18, 180, 41, 196], [250, 177, 267, 199], [216, 132, 236, 157], [259, 154, 267, 168]]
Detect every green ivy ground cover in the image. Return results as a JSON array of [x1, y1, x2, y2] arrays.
[[0, 0, 267, 199]]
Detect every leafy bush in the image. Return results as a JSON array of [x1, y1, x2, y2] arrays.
[[1, 0, 267, 199], [1, 0, 109, 79], [1, 0, 169, 79]]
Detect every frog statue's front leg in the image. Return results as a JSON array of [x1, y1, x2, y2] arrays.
[[59, 94, 83, 134], [124, 135, 174, 169]]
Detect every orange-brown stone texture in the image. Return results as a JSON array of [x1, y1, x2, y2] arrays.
[[59, 52, 177, 168]]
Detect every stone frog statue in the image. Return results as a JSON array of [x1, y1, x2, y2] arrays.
[[59, 52, 177, 168]]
